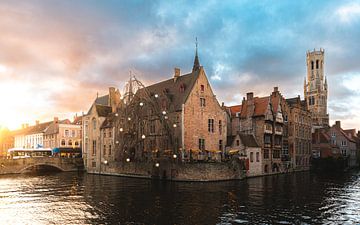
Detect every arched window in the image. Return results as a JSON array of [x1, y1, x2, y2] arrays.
[[311, 61, 314, 70], [61, 139, 65, 146], [75, 141, 79, 146], [68, 140, 72, 146], [316, 60, 319, 69]]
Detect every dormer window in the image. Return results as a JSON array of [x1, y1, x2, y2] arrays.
[[179, 83, 185, 93], [200, 85, 204, 92]]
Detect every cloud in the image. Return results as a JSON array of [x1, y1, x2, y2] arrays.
[[0, 0, 359, 130]]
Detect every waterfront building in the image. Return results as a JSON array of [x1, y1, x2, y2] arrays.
[[14, 121, 52, 149], [0, 128, 13, 158], [312, 128, 341, 159], [327, 121, 358, 167], [227, 87, 290, 174], [112, 50, 227, 165], [100, 113, 116, 164], [286, 96, 312, 171], [82, 87, 121, 173], [304, 48, 329, 129], [43, 117, 82, 157], [226, 133, 262, 177]]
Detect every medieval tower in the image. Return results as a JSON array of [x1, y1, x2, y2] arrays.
[[304, 48, 329, 128]]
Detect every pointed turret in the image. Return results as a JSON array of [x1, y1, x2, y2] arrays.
[[192, 37, 200, 72]]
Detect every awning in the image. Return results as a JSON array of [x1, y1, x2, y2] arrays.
[[206, 149, 222, 153], [228, 149, 239, 154], [189, 149, 201, 153], [52, 148, 60, 154]]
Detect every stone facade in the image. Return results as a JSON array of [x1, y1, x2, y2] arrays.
[[82, 87, 121, 173], [286, 96, 312, 171], [304, 49, 329, 128]]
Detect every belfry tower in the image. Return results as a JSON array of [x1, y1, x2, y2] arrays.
[[304, 48, 329, 128]]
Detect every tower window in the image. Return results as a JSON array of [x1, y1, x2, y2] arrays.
[[316, 60, 319, 69], [311, 61, 314, 70]]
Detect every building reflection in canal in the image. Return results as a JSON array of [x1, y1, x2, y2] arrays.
[[0, 171, 359, 224]]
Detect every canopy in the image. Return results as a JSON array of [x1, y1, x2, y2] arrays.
[[228, 149, 239, 154]]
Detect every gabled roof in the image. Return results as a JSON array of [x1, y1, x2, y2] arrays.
[[100, 113, 116, 129], [239, 133, 259, 147], [96, 105, 112, 117], [25, 121, 53, 135], [44, 119, 71, 135], [254, 97, 270, 116], [95, 95, 109, 106], [135, 69, 200, 111], [227, 105, 242, 117], [72, 116, 83, 125]]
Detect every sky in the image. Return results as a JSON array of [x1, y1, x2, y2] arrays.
[[0, 0, 359, 130]]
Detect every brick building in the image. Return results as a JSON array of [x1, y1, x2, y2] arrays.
[[113, 51, 227, 164], [227, 87, 290, 174], [286, 96, 312, 171]]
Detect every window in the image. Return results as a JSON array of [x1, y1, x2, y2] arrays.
[[342, 149, 347, 156], [92, 161, 96, 167], [65, 130, 69, 137], [103, 130, 106, 138], [331, 132, 336, 137], [219, 120, 222, 135], [311, 61, 314, 70], [341, 140, 347, 146], [264, 135, 271, 144], [273, 150, 280, 158], [275, 136, 281, 146], [316, 60, 319, 69], [92, 140, 96, 156], [72, 130, 76, 137], [199, 138, 205, 151], [109, 145, 112, 155], [109, 130, 112, 138], [75, 141, 79, 146], [61, 139, 65, 146], [208, 119, 214, 133], [264, 149, 269, 159], [256, 152, 260, 162], [219, 140, 223, 151], [200, 84, 205, 92], [200, 98, 206, 107], [103, 145, 106, 155], [150, 121, 156, 134], [236, 140, 240, 146], [150, 139, 156, 151], [250, 152, 254, 162], [68, 140, 72, 146]]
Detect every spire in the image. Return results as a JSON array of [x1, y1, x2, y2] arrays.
[[192, 37, 200, 72]]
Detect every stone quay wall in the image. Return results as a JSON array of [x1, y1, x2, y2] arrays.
[[89, 159, 246, 182]]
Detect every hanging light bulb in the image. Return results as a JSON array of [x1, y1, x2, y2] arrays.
[[173, 124, 177, 128], [115, 140, 119, 144], [173, 154, 177, 159], [115, 113, 119, 117], [119, 128, 123, 132], [126, 158, 130, 162], [139, 102, 144, 106], [128, 117, 131, 121], [162, 111, 166, 115], [155, 162, 160, 167], [141, 134, 146, 139], [154, 94, 159, 98], [164, 116, 168, 120], [104, 160, 108, 165]]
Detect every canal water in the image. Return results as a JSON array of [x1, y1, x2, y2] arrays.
[[0, 170, 360, 224]]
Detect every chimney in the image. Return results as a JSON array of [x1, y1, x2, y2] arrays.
[[174, 67, 180, 82], [246, 92, 254, 100], [274, 87, 278, 92], [35, 120, 39, 126], [109, 87, 117, 112], [335, 121, 341, 128], [54, 117, 59, 124], [221, 102, 224, 107]]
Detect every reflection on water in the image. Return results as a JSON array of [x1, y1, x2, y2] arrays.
[[0, 170, 360, 224]]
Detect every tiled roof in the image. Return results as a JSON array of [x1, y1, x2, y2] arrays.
[[254, 97, 270, 116], [135, 69, 200, 111], [227, 105, 242, 117], [25, 121, 53, 135], [72, 116, 83, 125], [239, 133, 259, 147]]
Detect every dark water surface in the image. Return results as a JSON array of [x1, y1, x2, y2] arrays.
[[0, 170, 360, 224]]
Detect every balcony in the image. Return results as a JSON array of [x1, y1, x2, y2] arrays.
[[264, 125, 273, 134]]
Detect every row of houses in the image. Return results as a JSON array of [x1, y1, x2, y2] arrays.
[[1, 48, 359, 179], [0, 117, 83, 158], [80, 48, 360, 178]]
